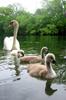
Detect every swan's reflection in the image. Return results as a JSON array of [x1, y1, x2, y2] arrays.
[[3, 50, 14, 65], [3, 50, 21, 81], [45, 80, 57, 96]]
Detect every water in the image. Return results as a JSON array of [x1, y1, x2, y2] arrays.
[[0, 35, 66, 100]]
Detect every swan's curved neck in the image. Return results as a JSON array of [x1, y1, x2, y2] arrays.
[[12, 25, 19, 50], [14, 25, 19, 36]]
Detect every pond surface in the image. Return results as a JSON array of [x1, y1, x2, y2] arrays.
[[0, 35, 66, 100]]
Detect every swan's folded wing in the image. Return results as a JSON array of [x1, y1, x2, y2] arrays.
[[3, 37, 13, 50]]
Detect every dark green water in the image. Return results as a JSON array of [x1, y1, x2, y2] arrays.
[[0, 35, 66, 100]]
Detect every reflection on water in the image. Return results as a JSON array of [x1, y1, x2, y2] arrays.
[[0, 36, 66, 100], [0, 50, 21, 84], [45, 80, 57, 96]]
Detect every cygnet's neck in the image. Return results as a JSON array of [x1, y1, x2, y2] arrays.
[[14, 55, 20, 67], [45, 61, 56, 78], [41, 50, 46, 59], [46, 62, 52, 72]]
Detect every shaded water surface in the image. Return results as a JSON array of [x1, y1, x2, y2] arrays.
[[0, 36, 66, 100]]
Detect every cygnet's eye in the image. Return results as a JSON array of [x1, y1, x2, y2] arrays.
[[50, 56, 54, 60]]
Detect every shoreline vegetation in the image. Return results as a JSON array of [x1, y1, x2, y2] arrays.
[[0, 0, 66, 36]]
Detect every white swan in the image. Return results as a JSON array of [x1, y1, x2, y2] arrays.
[[27, 53, 57, 79], [3, 20, 20, 51]]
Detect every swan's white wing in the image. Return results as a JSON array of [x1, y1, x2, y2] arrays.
[[3, 37, 12, 50], [3, 37, 20, 50]]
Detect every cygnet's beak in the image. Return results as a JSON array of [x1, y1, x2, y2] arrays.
[[21, 52, 24, 57], [18, 51, 24, 58], [52, 60, 56, 64]]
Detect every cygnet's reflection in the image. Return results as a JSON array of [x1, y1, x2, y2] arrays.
[[13, 55, 21, 81], [14, 66, 21, 80], [45, 80, 57, 96]]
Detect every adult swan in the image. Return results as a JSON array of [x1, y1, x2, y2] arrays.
[[3, 20, 20, 51]]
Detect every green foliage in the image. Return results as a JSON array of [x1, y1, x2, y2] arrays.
[[40, 24, 58, 35], [0, 0, 66, 36]]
